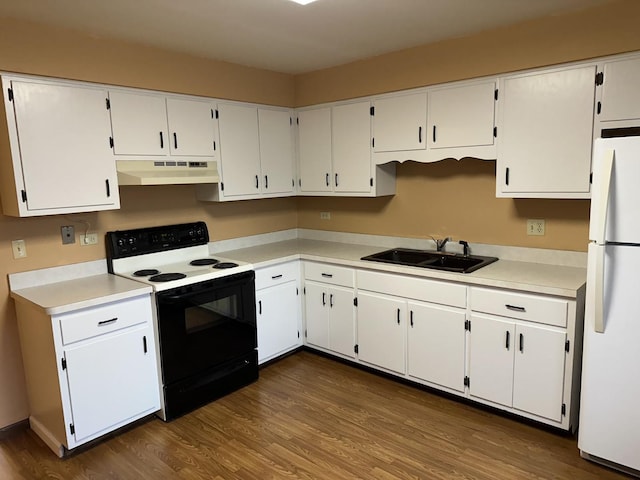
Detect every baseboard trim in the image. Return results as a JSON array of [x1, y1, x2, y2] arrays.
[[29, 416, 65, 458], [0, 418, 29, 440]]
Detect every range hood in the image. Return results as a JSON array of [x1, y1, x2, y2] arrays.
[[116, 160, 219, 186]]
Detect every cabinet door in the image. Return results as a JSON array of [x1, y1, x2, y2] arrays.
[[328, 286, 356, 358], [498, 65, 595, 196], [10, 81, 118, 211], [258, 108, 295, 195], [256, 281, 300, 364], [407, 302, 466, 392], [598, 58, 640, 122], [373, 93, 426, 152], [357, 291, 406, 374], [332, 102, 371, 193], [108, 90, 168, 156], [512, 323, 566, 422], [298, 108, 332, 193], [218, 103, 261, 197], [166, 97, 217, 157], [468, 314, 515, 407], [428, 82, 495, 150], [304, 282, 329, 349], [63, 325, 160, 443]]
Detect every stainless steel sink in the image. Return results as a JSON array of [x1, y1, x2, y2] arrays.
[[360, 248, 498, 273]]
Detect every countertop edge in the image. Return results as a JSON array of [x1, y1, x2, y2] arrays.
[[224, 240, 586, 299], [11, 274, 152, 315]]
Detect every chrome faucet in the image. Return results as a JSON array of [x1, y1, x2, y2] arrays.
[[430, 236, 451, 252]]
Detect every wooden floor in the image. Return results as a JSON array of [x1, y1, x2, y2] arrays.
[[0, 351, 629, 479]]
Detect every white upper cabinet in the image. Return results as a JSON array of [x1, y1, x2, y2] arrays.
[[1, 78, 119, 217], [166, 97, 218, 157], [496, 65, 596, 198], [108, 91, 169, 156], [217, 103, 261, 197], [427, 80, 497, 159], [372, 93, 427, 155], [297, 102, 395, 197], [108, 90, 217, 160], [298, 107, 333, 193], [332, 101, 372, 194], [257, 108, 295, 195], [197, 104, 295, 201], [595, 56, 640, 130]]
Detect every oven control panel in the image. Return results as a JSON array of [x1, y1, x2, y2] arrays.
[[106, 222, 209, 258]]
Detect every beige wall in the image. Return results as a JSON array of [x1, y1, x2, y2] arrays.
[[295, 0, 640, 252], [2, 0, 640, 429], [0, 17, 297, 428]]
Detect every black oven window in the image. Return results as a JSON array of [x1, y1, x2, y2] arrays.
[[184, 295, 239, 334]]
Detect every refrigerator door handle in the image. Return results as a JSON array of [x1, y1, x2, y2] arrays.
[[594, 244, 605, 334], [593, 149, 615, 244]]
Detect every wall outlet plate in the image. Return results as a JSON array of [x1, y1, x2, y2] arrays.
[[11, 239, 27, 259], [527, 219, 545, 236], [61, 225, 75, 244], [80, 233, 99, 246], [320, 212, 331, 220]]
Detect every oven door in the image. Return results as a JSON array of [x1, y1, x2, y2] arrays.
[[156, 270, 256, 385]]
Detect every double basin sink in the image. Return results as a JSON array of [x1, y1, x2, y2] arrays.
[[360, 248, 498, 274]]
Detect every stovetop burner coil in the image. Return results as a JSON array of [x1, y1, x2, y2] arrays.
[[190, 258, 219, 266], [213, 262, 239, 269], [134, 269, 160, 277]]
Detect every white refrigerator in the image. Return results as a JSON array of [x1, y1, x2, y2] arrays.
[[579, 135, 640, 476]]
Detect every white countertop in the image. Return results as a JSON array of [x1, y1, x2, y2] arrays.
[[11, 273, 152, 315], [219, 239, 586, 298]]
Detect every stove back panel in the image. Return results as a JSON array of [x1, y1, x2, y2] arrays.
[[106, 222, 209, 271]]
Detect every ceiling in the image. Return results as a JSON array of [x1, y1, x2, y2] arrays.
[[0, 0, 611, 74]]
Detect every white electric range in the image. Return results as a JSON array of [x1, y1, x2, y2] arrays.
[[106, 222, 259, 420]]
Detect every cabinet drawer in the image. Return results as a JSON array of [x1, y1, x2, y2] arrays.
[[470, 287, 568, 328], [57, 295, 152, 345], [357, 270, 466, 308], [304, 262, 354, 287], [255, 262, 299, 289]]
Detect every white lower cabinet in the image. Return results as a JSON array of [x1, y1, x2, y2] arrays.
[[303, 263, 356, 358], [469, 287, 577, 427], [407, 301, 466, 392], [467, 314, 515, 407], [63, 325, 160, 442], [14, 294, 160, 456], [280, 261, 582, 431], [356, 269, 466, 382], [468, 314, 567, 422], [255, 262, 302, 364], [512, 322, 567, 421], [357, 291, 406, 374]]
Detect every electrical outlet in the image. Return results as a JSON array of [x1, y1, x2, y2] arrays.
[[61, 225, 75, 244], [526, 219, 545, 236], [320, 212, 331, 220], [11, 240, 27, 259], [80, 233, 99, 246]]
